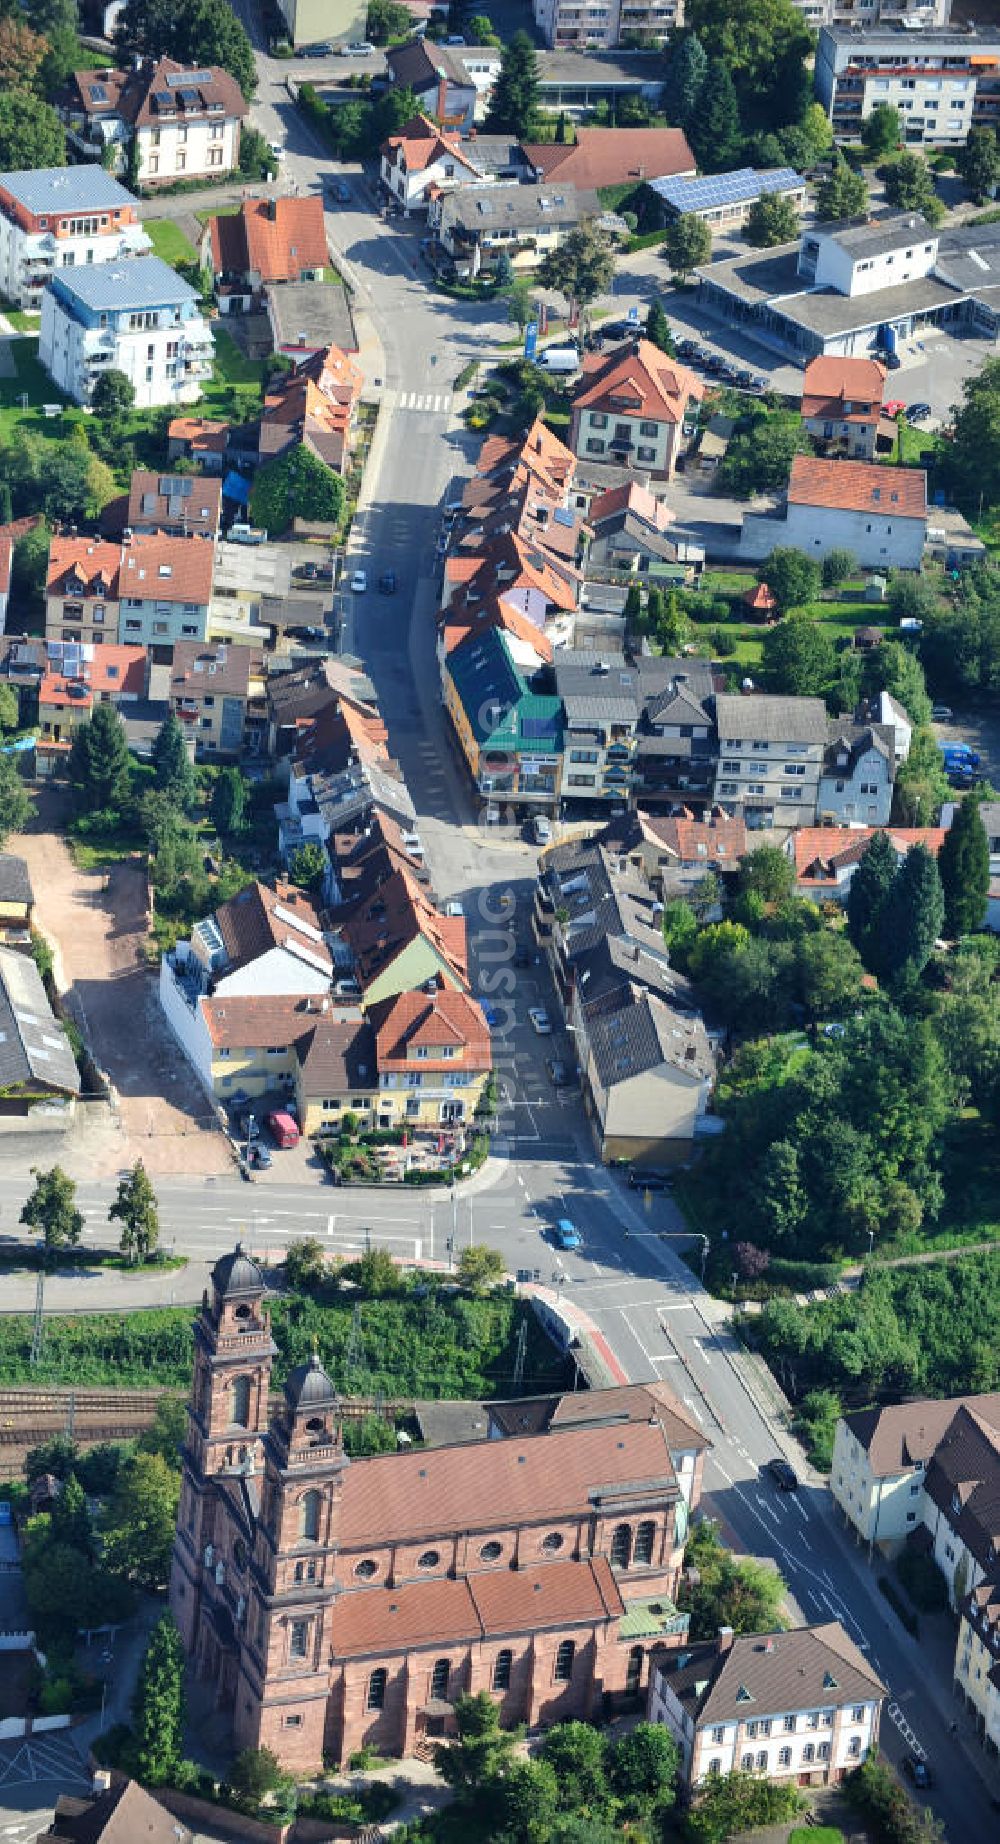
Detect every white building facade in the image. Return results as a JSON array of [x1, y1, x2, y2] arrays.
[[815, 25, 1000, 146], [39, 255, 213, 409], [713, 693, 828, 828], [0, 167, 150, 310]]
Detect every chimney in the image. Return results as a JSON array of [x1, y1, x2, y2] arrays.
[[92, 1770, 113, 1793], [718, 1625, 735, 1653], [267, 197, 278, 222]]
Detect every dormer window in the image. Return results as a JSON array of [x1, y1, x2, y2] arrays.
[[951, 1491, 962, 1517]]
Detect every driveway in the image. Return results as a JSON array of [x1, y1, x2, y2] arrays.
[[10, 791, 230, 1179]]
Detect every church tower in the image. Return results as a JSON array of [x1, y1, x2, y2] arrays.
[[169, 1244, 276, 1653], [234, 1354, 348, 1771]]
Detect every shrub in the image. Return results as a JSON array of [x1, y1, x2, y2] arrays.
[[896, 1548, 948, 1613]]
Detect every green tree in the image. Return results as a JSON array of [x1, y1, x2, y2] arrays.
[[717, 413, 810, 497], [495, 1757, 561, 1843], [539, 1722, 609, 1813], [938, 795, 989, 938], [759, 549, 821, 615], [152, 712, 196, 810], [737, 845, 795, 905], [357, 1246, 401, 1296], [538, 222, 615, 307], [250, 444, 344, 534], [0, 750, 33, 846], [132, 1613, 185, 1785], [861, 102, 902, 159], [795, 930, 866, 1026], [645, 299, 675, 354], [816, 152, 869, 222], [21, 1166, 84, 1258], [0, 89, 65, 169], [138, 1397, 187, 1468], [821, 546, 855, 589], [433, 1691, 518, 1794], [685, 0, 812, 131], [505, 278, 534, 331], [847, 829, 899, 973], [686, 1770, 801, 1844], [231, 1746, 288, 1808], [50, 1473, 93, 1557], [890, 843, 946, 979], [366, 0, 413, 42], [109, 1159, 160, 1266], [90, 368, 135, 422], [68, 703, 131, 813], [211, 765, 248, 836], [744, 192, 800, 247], [690, 59, 742, 171], [103, 1450, 180, 1590], [762, 613, 834, 696], [284, 1237, 327, 1290], [606, 1721, 679, 1817], [289, 841, 327, 898], [485, 30, 539, 138], [958, 126, 1000, 204], [662, 211, 711, 281], [883, 151, 944, 226], [238, 123, 274, 179], [0, 683, 18, 734], [657, 590, 690, 654], [466, 12, 501, 44], [944, 356, 1000, 512], [116, 0, 256, 98], [456, 1244, 506, 1292], [663, 32, 708, 134]]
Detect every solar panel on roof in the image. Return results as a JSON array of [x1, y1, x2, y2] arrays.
[[177, 88, 200, 106], [167, 70, 212, 84], [154, 90, 175, 107]]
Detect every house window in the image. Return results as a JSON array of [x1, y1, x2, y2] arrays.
[[803, 1742, 815, 1763], [635, 1521, 655, 1565], [756, 1750, 768, 1770], [779, 1745, 792, 1766], [848, 1736, 862, 1758], [707, 1759, 721, 1777], [610, 1523, 632, 1569], [637, 446, 657, 463], [480, 1541, 503, 1561], [554, 1641, 575, 1682], [741, 1752, 754, 1772], [710, 1725, 725, 1745], [418, 1550, 441, 1569], [639, 420, 658, 436], [367, 1668, 387, 1710], [355, 1559, 378, 1579], [590, 413, 607, 429], [784, 1716, 796, 1733], [851, 1706, 865, 1723], [818, 1742, 831, 1761], [289, 1620, 308, 1659], [300, 1490, 320, 1542], [284, 1714, 302, 1727], [430, 1658, 451, 1701], [585, 439, 606, 455], [493, 1649, 512, 1691], [542, 1532, 564, 1552], [626, 1645, 643, 1696]]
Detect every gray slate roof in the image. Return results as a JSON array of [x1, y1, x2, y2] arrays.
[[820, 214, 936, 261], [440, 183, 599, 235], [0, 946, 78, 1095], [0, 166, 139, 216], [542, 837, 667, 961], [588, 989, 712, 1089], [0, 854, 33, 907], [52, 254, 197, 312], [555, 651, 639, 726], [715, 692, 829, 746], [657, 1622, 885, 1727], [822, 720, 895, 780]]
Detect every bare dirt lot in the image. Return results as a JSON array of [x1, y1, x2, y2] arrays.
[[11, 789, 230, 1178]]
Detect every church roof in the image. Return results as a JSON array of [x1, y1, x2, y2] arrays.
[[211, 1242, 263, 1298], [284, 1352, 338, 1410]]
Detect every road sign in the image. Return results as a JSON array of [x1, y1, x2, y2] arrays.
[[627, 305, 640, 326], [524, 322, 539, 361]]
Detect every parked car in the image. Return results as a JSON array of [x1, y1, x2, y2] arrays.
[[528, 1007, 552, 1035], [902, 1756, 933, 1790], [533, 815, 552, 845], [677, 338, 700, 359], [287, 625, 325, 643], [552, 1218, 581, 1250], [327, 180, 351, 203], [766, 1457, 799, 1491], [378, 570, 397, 594], [478, 999, 501, 1028], [546, 1056, 570, 1086], [240, 1110, 261, 1141], [268, 141, 285, 163], [248, 1142, 272, 1169], [350, 569, 368, 593], [294, 561, 319, 580], [931, 704, 954, 722], [341, 40, 374, 53], [627, 1169, 673, 1191], [906, 401, 932, 423]]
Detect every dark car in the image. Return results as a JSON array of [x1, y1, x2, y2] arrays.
[[294, 561, 319, 580], [600, 319, 636, 341], [378, 570, 397, 594], [677, 339, 699, 359], [287, 625, 325, 643], [906, 401, 932, 423], [315, 561, 334, 581], [627, 1169, 673, 1191], [766, 1457, 799, 1491], [902, 1756, 933, 1790], [248, 1142, 272, 1170]]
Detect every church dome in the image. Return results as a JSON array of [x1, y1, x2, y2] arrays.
[[284, 1352, 337, 1410], [211, 1242, 264, 1299]]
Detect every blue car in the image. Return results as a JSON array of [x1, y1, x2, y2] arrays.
[[552, 1218, 581, 1250], [480, 1001, 500, 1028]]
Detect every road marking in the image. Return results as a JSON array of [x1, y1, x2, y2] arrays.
[[754, 1492, 782, 1529], [790, 1494, 812, 1522], [619, 1309, 658, 1367], [326, 1215, 335, 1235], [682, 1395, 705, 1424]]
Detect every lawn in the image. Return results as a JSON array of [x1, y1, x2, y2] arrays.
[[195, 205, 241, 224], [143, 219, 196, 266], [199, 326, 268, 422], [3, 308, 39, 333]]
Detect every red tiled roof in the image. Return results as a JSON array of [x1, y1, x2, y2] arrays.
[[209, 195, 328, 285], [214, 879, 330, 975], [40, 644, 147, 712], [168, 416, 228, 454], [802, 355, 886, 424], [640, 809, 748, 867], [337, 1417, 679, 1545], [381, 112, 480, 176], [744, 582, 777, 613], [329, 1556, 623, 1658], [202, 993, 314, 1051], [794, 825, 946, 883], [573, 338, 703, 428], [370, 986, 491, 1074], [73, 55, 246, 131], [523, 127, 695, 191], [119, 533, 214, 605], [786, 454, 926, 518], [46, 536, 121, 598], [340, 866, 469, 992]]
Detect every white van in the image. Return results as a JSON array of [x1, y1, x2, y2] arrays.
[[228, 522, 268, 545], [536, 346, 580, 375]]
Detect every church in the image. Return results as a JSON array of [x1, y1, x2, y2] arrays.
[[169, 1245, 708, 1771]]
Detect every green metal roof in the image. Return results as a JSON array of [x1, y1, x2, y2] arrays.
[[448, 628, 563, 755], [619, 1596, 689, 1641]]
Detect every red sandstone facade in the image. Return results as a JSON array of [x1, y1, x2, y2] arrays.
[[169, 1247, 706, 1772]]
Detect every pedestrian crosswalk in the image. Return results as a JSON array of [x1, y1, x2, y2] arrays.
[[395, 390, 453, 414]]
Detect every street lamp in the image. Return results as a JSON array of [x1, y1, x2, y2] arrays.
[[700, 1236, 709, 1283], [867, 1227, 875, 1258]]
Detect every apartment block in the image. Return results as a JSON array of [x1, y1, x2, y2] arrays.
[[0, 167, 149, 310], [815, 25, 1000, 146], [39, 256, 213, 409], [713, 693, 828, 827], [118, 532, 214, 647], [532, 0, 682, 52]]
